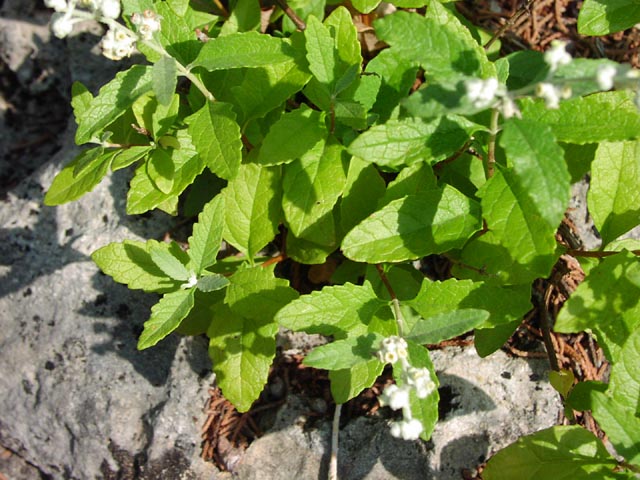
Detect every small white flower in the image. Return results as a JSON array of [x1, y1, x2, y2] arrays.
[[181, 272, 198, 289], [99, 0, 121, 19], [390, 418, 423, 441], [596, 64, 617, 91], [377, 336, 408, 365], [131, 9, 161, 40], [379, 384, 411, 410], [544, 40, 572, 71], [78, 0, 98, 10], [405, 367, 436, 399], [499, 96, 520, 119], [536, 82, 561, 109], [44, 0, 68, 12], [101, 27, 136, 60], [465, 77, 500, 109], [51, 12, 74, 38]]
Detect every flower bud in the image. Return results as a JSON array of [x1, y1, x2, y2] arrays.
[[99, 0, 121, 19], [544, 41, 572, 71], [44, 0, 68, 12], [390, 418, 423, 441], [596, 64, 617, 91], [379, 384, 411, 410], [465, 77, 500, 109]]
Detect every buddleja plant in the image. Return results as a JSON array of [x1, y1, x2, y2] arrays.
[[44, 0, 640, 476]]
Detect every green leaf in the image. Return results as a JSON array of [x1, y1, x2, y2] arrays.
[[149, 244, 191, 281], [285, 231, 337, 264], [555, 251, 640, 362], [303, 333, 384, 370], [176, 288, 224, 336], [91, 239, 185, 292], [500, 118, 570, 229], [324, 7, 362, 72], [348, 115, 482, 169], [132, 91, 181, 140], [193, 32, 298, 70], [379, 162, 437, 207], [305, 15, 336, 86], [473, 167, 559, 281], [342, 186, 482, 263], [220, 0, 261, 33], [208, 304, 277, 412], [340, 157, 386, 234], [588, 141, 640, 244], [482, 426, 621, 479], [373, 6, 494, 81], [152, 55, 177, 106], [223, 162, 282, 259], [591, 390, 640, 465], [329, 359, 384, 403], [408, 278, 532, 356], [281, 0, 325, 33], [155, 1, 206, 65], [187, 102, 242, 180], [75, 65, 153, 144], [275, 282, 386, 338], [127, 130, 204, 215], [71, 81, 93, 122], [407, 309, 489, 345], [520, 91, 640, 144], [225, 265, 299, 321], [138, 288, 195, 349], [45, 148, 115, 205], [111, 146, 152, 172], [351, 0, 380, 13], [607, 327, 640, 416], [146, 148, 175, 194], [187, 194, 225, 274], [257, 105, 327, 166], [549, 369, 575, 398], [197, 273, 230, 292], [282, 138, 348, 240], [578, 0, 640, 35]]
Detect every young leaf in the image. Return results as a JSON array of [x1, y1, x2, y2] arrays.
[[187, 102, 242, 180], [46, 148, 118, 206], [75, 65, 153, 144], [324, 7, 362, 69], [256, 106, 327, 166], [578, 0, 640, 35], [520, 91, 640, 144], [482, 426, 621, 479], [187, 194, 225, 274], [222, 162, 282, 259], [208, 304, 278, 412], [225, 265, 299, 321], [590, 391, 640, 465], [342, 186, 482, 263], [193, 32, 299, 71], [152, 55, 177, 106], [92, 240, 185, 293], [111, 146, 152, 172], [305, 15, 337, 86], [275, 282, 386, 337], [282, 138, 348, 240], [500, 118, 570, 229], [303, 333, 384, 370], [348, 115, 482, 169], [407, 309, 489, 345], [588, 141, 640, 244], [340, 157, 386, 234], [351, 0, 380, 14], [137, 288, 196, 349], [71, 81, 93, 122], [147, 148, 175, 194], [329, 359, 384, 404], [149, 244, 191, 281], [127, 130, 205, 215], [555, 251, 640, 362]]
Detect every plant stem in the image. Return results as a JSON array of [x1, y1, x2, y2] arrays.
[[328, 403, 342, 480], [375, 264, 404, 336], [485, 108, 500, 179], [566, 248, 640, 258], [540, 284, 560, 372], [484, 0, 535, 50], [274, 0, 306, 31]]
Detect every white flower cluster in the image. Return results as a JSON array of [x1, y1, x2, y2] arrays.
[[45, 0, 122, 39], [131, 10, 161, 40], [535, 82, 572, 109], [376, 336, 436, 441], [464, 77, 519, 119], [100, 27, 136, 61]]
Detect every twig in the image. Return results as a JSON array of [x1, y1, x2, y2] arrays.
[[566, 248, 640, 258], [274, 0, 306, 31], [540, 284, 560, 371], [485, 108, 500, 179], [484, 0, 535, 51], [328, 403, 342, 480]]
